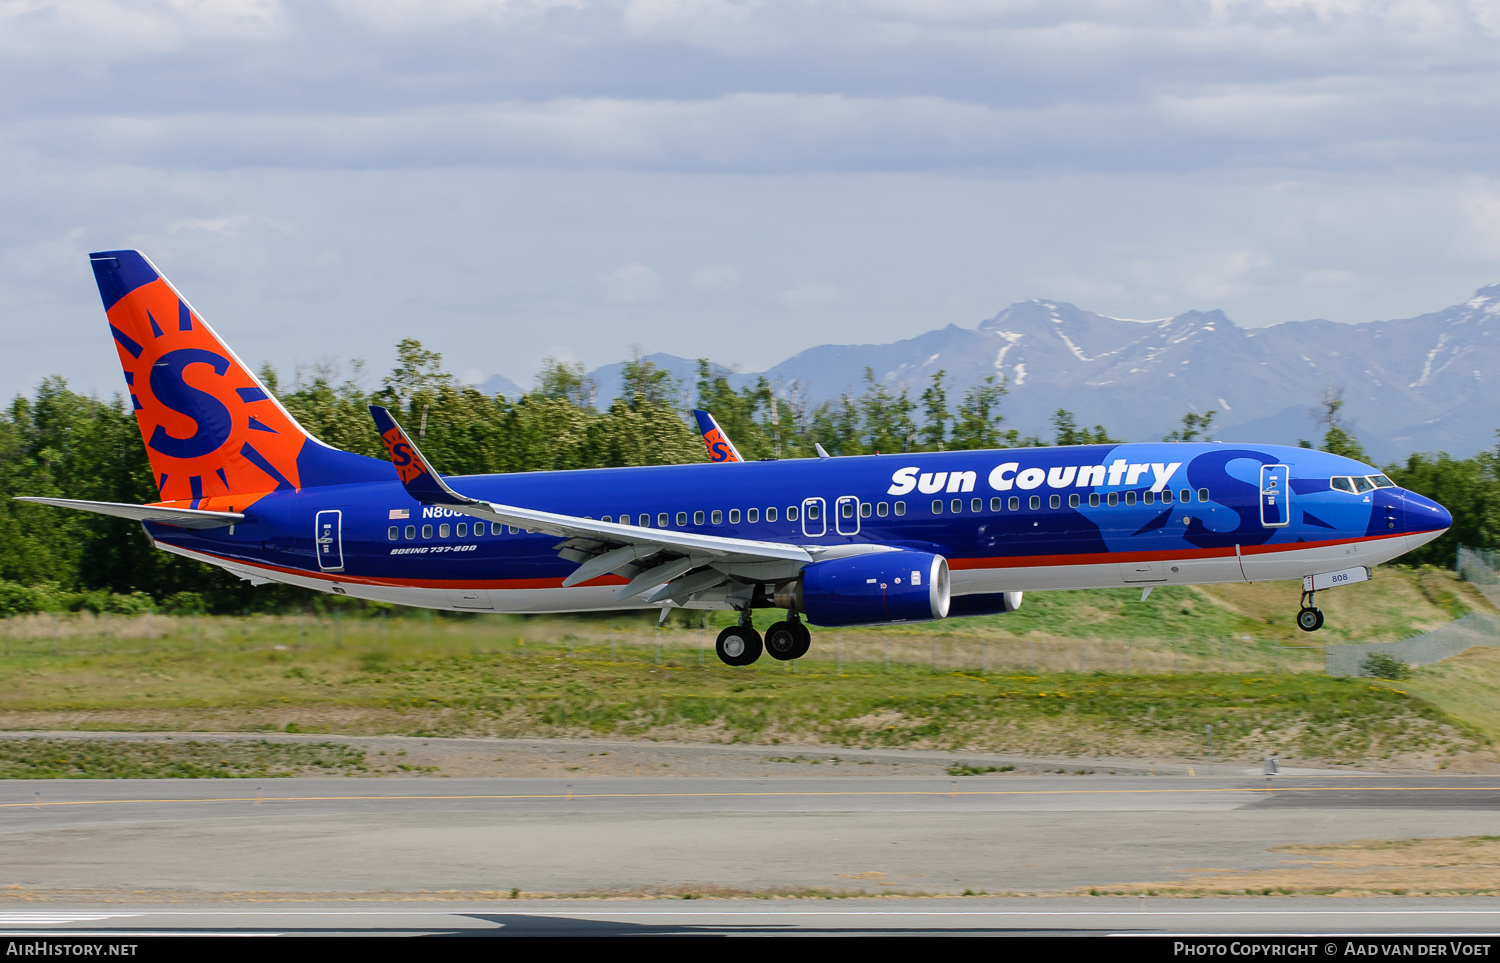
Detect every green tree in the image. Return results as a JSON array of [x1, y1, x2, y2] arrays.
[[917, 370, 949, 451], [858, 369, 916, 454], [1165, 409, 1216, 443], [1052, 409, 1120, 445], [1299, 385, 1369, 462], [949, 375, 1010, 450]]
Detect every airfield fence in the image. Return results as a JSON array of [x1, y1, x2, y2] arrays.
[[0, 609, 1326, 676], [1458, 545, 1500, 607]]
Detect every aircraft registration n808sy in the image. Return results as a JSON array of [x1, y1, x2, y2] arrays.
[[18, 251, 1453, 666]]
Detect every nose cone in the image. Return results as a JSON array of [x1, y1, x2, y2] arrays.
[[1404, 490, 1452, 532]]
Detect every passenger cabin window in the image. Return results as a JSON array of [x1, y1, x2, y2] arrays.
[[439, 524, 450, 538], [677, 512, 687, 526], [842, 502, 854, 518], [639, 514, 650, 527], [1029, 495, 1040, 510], [601, 515, 612, 523], [1125, 491, 1136, 506], [1049, 494, 1061, 509], [1352, 476, 1374, 494], [1107, 493, 1118, 507], [861, 502, 872, 518], [932, 499, 944, 514], [694, 511, 706, 525], [388, 526, 398, 540], [747, 508, 758, 523], [767, 507, 778, 522], [877, 502, 889, 517], [1089, 493, 1100, 507], [893, 501, 906, 516], [805, 504, 819, 520], [712, 510, 723, 524], [422, 524, 433, 538], [1180, 489, 1191, 504], [658, 513, 669, 527], [492, 522, 502, 534], [951, 498, 962, 513], [971, 498, 982, 512], [729, 509, 740, 524], [1159, 489, 1170, 504], [405, 525, 416, 539], [1144, 491, 1155, 505], [1197, 488, 1209, 503], [1068, 494, 1079, 508], [1370, 474, 1397, 489], [509, 526, 519, 534], [787, 506, 799, 521], [990, 497, 1002, 511], [457, 522, 467, 537], [1008, 496, 1019, 511]]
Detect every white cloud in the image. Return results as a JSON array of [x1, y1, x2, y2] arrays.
[[692, 264, 739, 290], [780, 282, 838, 308], [600, 263, 663, 302]]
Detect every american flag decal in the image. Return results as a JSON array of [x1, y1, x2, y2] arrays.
[[388, 508, 410, 519]]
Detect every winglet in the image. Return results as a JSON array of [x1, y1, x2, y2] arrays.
[[369, 405, 479, 506], [691, 409, 744, 463]]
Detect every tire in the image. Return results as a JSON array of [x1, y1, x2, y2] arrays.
[[716, 626, 764, 666], [764, 621, 801, 661], [1297, 607, 1324, 632], [789, 621, 811, 660]]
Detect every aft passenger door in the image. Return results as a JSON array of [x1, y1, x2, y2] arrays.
[[315, 510, 344, 571]]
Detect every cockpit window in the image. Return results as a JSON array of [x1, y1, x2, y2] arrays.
[[1368, 474, 1396, 489], [1331, 476, 1355, 494], [1351, 476, 1374, 494]]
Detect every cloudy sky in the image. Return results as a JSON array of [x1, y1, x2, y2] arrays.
[[3, 0, 1499, 399]]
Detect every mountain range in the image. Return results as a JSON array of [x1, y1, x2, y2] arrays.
[[479, 283, 1500, 464]]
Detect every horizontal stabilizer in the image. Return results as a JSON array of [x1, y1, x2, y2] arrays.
[[15, 496, 244, 529]]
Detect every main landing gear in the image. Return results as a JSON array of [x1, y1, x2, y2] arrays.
[[716, 611, 813, 666], [1297, 590, 1325, 633], [764, 616, 811, 662]]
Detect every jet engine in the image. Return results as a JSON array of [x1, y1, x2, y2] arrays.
[[775, 550, 950, 627], [948, 591, 1024, 617]]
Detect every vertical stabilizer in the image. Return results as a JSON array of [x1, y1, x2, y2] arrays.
[[692, 409, 744, 463], [88, 250, 387, 505]]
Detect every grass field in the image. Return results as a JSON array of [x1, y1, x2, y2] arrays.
[[0, 566, 1491, 770]]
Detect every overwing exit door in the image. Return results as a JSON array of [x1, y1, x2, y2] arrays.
[[1259, 465, 1290, 528], [315, 510, 344, 571]]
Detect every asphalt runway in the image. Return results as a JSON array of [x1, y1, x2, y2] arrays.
[[1, 773, 1498, 905], [2, 899, 1500, 936]]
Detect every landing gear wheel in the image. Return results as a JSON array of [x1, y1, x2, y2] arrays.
[[716, 626, 764, 666], [1297, 607, 1324, 632], [764, 621, 811, 661]]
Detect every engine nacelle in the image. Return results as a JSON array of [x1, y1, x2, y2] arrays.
[[780, 550, 951, 627], [949, 591, 1024, 617]]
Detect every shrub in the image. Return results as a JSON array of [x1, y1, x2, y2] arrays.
[[1362, 652, 1411, 680]]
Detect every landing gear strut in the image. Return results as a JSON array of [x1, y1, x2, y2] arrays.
[[715, 609, 763, 666], [764, 614, 811, 662], [1297, 590, 1324, 632]]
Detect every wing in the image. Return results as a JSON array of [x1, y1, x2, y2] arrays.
[[14, 496, 243, 529], [368, 405, 850, 606]]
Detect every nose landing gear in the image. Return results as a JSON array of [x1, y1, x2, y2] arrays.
[[1297, 590, 1324, 632]]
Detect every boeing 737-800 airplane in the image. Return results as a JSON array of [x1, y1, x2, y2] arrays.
[[18, 251, 1452, 666]]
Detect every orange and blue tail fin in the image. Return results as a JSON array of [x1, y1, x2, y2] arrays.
[[691, 409, 744, 463], [89, 250, 388, 507]]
